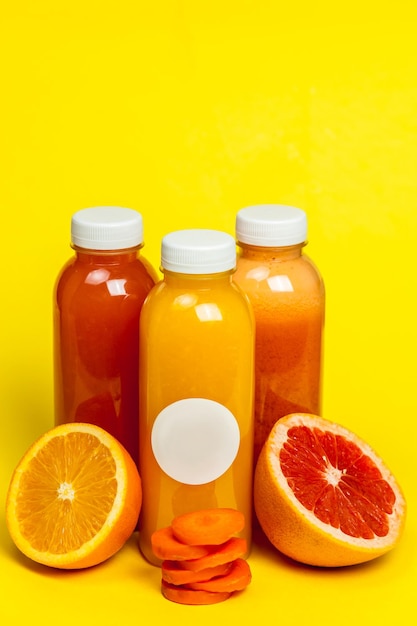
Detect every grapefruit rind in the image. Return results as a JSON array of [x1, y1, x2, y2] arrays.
[[254, 413, 406, 567]]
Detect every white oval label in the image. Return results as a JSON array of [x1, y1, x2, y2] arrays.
[[151, 398, 240, 485]]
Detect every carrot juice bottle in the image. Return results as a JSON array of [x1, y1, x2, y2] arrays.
[[53, 207, 158, 467], [138, 229, 255, 565], [233, 205, 325, 465]]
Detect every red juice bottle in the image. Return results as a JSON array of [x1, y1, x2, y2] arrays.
[[53, 207, 158, 467]]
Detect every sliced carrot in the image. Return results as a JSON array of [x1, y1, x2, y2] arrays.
[[161, 580, 231, 605], [180, 536, 247, 572], [161, 559, 233, 585], [171, 508, 245, 546], [188, 558, 252, 593], [151, 526, 212, 561]]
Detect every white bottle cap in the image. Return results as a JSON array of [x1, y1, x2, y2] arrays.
[[71, 207, 144, 250], [161, 229, 236, 274], [236, 204, 307, 246]]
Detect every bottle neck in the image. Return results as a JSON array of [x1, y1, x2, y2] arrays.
[[73, 244, 141, 265], [237, 241, 305, 262], [162, 268, 234, 287]]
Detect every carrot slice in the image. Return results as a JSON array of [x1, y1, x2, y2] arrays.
[[161, 559, 233, 585], [161, 580, 231, 605], [171, 508, 245, 545], [151, 526, 212, 561], [180, 536, 247, 571], [188, 558, 252, 593]]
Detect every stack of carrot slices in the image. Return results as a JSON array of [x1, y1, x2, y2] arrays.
[[151, 508, 252, 605]]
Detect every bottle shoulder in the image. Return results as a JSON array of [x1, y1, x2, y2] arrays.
[[141, 277, 254, 328], [54, 254, 157, 302], [143, 276, 251, 304], [234, 252, 324, 296]]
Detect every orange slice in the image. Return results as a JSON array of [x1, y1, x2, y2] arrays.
[[6, 422, 142, 569], [254, 413, 406, 567]]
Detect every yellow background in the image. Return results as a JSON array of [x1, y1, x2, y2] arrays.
[[0, 2, 416, 624]]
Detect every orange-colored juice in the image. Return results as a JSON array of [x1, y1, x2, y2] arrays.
[[234, 205, 325, 464], [138, 230, 254, 565]]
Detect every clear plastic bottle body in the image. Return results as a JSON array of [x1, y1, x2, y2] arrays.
[[54, 246, 158, 467], [138, 270, 255, 565], [234, 241, 325, 463]]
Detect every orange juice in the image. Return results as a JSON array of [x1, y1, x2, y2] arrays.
[[138, 230, 254, 565], [234, 205, 325, 464]]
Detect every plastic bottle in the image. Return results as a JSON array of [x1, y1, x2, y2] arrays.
[[138, 229, 254, 565], [53, 206, 158, 467], [233, 204, 325, 464]]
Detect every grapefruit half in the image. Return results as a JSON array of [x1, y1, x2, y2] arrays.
[[254, 413, 406, 567]]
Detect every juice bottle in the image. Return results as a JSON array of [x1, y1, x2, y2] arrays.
[[233, 204, 325, 465], [138, 229, 254, 565], [54, 206, 158, 467]]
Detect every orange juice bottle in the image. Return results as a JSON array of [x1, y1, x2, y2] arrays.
[[54, 207, 158, 468], [233, 205, 325, 465], [138, 229, 255, 565]]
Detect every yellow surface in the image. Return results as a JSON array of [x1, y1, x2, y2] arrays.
[[0, 2, 415, 624]]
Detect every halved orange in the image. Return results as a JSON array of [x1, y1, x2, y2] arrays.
[[6, 422, 142, 569], [254, 413, 406, 567]]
